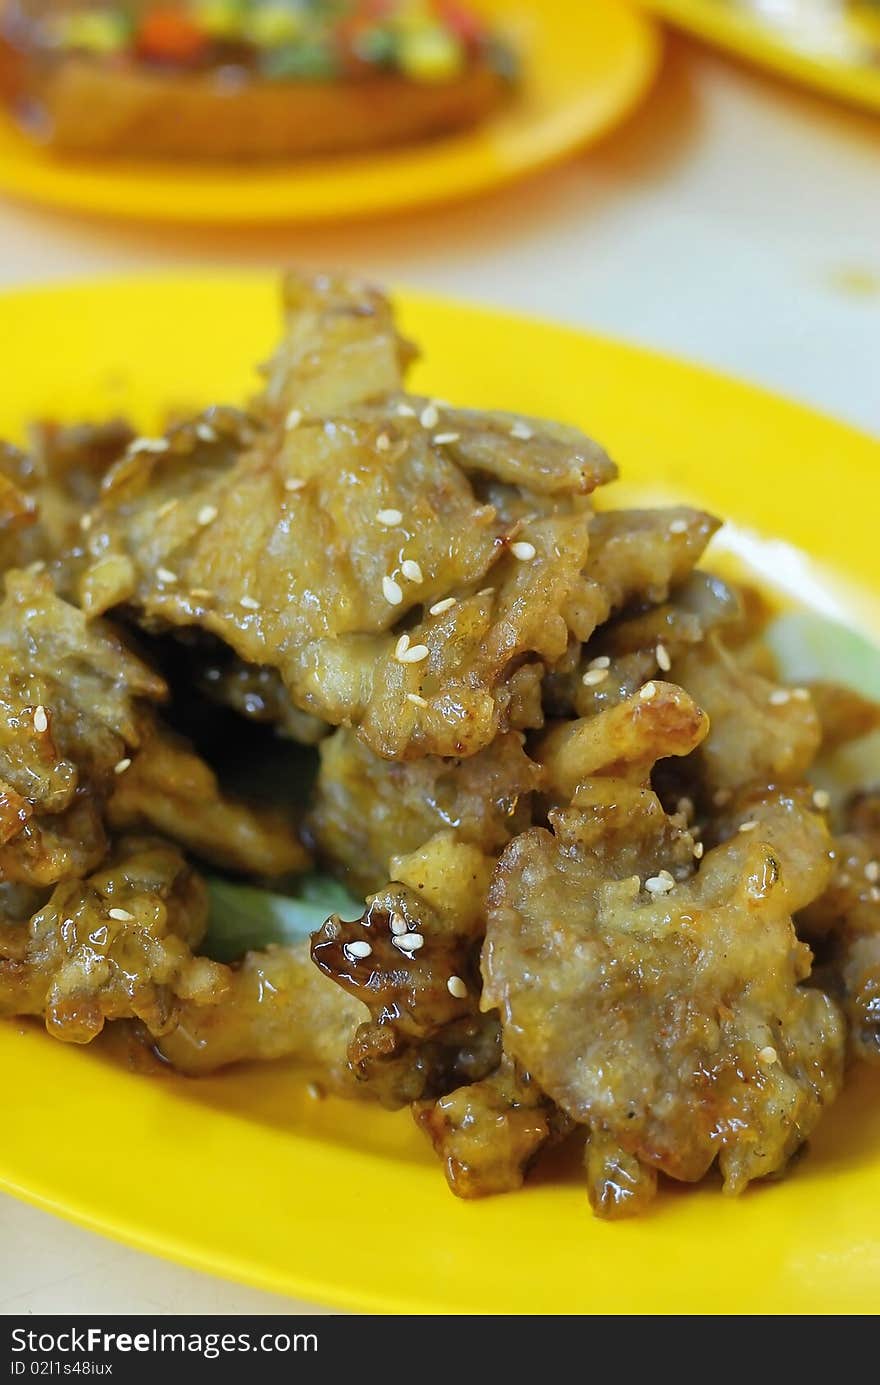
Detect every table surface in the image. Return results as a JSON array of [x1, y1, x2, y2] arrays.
[[0, 30, 878, 1317]]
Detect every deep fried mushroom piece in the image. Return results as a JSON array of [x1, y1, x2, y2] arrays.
[[0, 835, 226, 1043], [483, 780, 844, 1209], [312, 832, 498, 1108], [156, 940, 366, 1092], [309, 727, 542, 893], [414, 1055, 570, 1198]]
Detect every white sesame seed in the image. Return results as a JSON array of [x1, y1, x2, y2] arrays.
[[196, 423, 217, 444], [420, 404, 439, 430], [285, 409, 302, 430], [80, 513, 92, 531], [645, 875, 674, 894], [284, 477, 306, 492], [240, 595, 260, 611], [758, 1046, 778, 1065], [582, 668, 609, 687], [190, 588, 212, 600], [769, 689, 791, 706], [394, 932, 424, 952], [108, 907, 134, 922], [510, 541, 537, 561], [791, 688, 811, 702], [870, 888, 880, 904], [197, 504, 218, 526], [344, 940, 372, 960], [306, 1082, 323, 1101], [432, 432, 460, 445], [739, 820, 758, 833], [389, 913, 407, 936], [376, 433, 391, 452], [156, 499, 178, 518], [406, 693, 428, 708], [510, 422, 533, 440], [588, 655, 611, 670], [397, 402, 416, 417], [398, 643, 430, 665], [476, 587, 494, 598], [670, 518, 688, 534], [812, 789, 831, 812], [395, 634, 411, 660], [130, 437, 169, 456], [156, 567, 178, 584], [401, 559, 423, 584], [656, 643, 671, 672], [26, 560, 45, 574], [866, 861, 880, 883], [113, 758, 132, 775], [33, 706, 48, 734], [382, 575, 404, 606], [429, 597, 456, 616], [658, 869, 675, 884], [693, 841, 704, 859], [639, 682, 657, 702], [447, 976, 468, 999], [376, 508, 403, 526]]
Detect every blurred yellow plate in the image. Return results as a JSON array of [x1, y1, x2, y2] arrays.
[[0, 1, 659, 225], [2, 274, 880, 1315], [643, 0, 880, 111]]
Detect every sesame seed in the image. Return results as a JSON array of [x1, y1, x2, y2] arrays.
[[196, 423, 217, 444], [190, 588, 212, 599], [791, 688, 810, 702], [713, 788, 732, 807], [769, 689, 791, 706], [645, 875, 674, 894], [397, 402, 416, 418], [476, 587, 494, 598], [510, 541, 536, 561], [420, 404, 439, 429], [588, 655, 611, 670], [113, 758, 132, 775], [33, 706, 48, 734], [865, 861, 880, 883], [197, 504, 218, 526], [433, 432, 460, 445], [401, 559, 423, 584], [108, 907, 134, 922], [394, 932, 424, 953], [510, 422, 533, 440], [656, 643, 671, 672], [382, 575, 404, 606], [429, 597, 456, 616], [639, 682, 657, 702], [156, 568, 178, 584], [406, 693, 428, 708], [395, 634, 411, 660], [240, 595, 260, 611], [693, 841, 704, 859], [398, 643, 429, 665], [812, 789, 831, 812], [376, 433, 391, 452], [389, 913, 407, 936], [156, 499, 178, 518], [80, 513, 92, 531], [344, 940, 372, 960], [130, 437, 168, 456], [376, 508, 403, 526], [870, 888, 880, 904], [285, 409, 302, 430], [284, 477, 306, 492], [582, 668, 609, 687], [758, 1046, 778, 1065], [739, 820, 758, 833], [670, 518, 688, 534], [306, 1082, 323, 1101], [447, 976, 468, 999]]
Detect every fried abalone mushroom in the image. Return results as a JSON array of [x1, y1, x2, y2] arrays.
[[483, 779, 844, 1214]]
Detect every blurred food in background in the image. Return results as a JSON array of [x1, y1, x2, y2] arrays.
[[0, 0, 517, 157]]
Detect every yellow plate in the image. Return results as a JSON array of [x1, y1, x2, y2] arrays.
[[2, 274, 880, 1316], [0, 1, 659, 225], [643, 0, 880, 112]]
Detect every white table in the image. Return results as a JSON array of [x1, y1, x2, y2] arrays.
[[1, 32, 878, 1316]]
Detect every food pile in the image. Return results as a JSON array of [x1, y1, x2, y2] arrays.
[[2, 274, 879, 1218]]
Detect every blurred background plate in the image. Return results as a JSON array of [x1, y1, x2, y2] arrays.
[[2, 274, 880, 1315], [0, 0, 660, 225], [643, 0, 880, 111]]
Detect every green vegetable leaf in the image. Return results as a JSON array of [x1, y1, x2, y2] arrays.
[[766, 611, 880, 698], [204, 872, 361, 962]]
